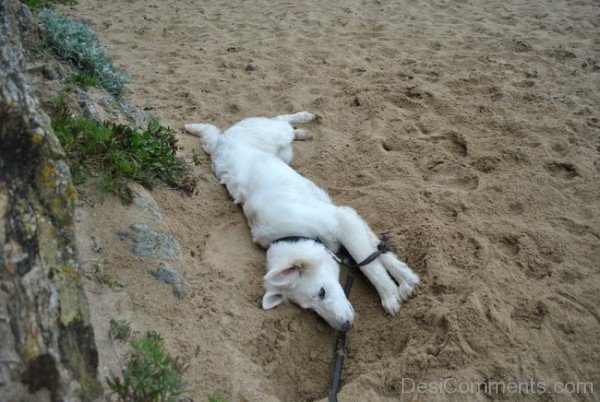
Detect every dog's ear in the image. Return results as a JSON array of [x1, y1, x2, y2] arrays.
[[262, 290, 285, 310], [264, 265, 302, 288]]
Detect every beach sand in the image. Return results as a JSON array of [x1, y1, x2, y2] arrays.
[[68, 0, 599, 400]]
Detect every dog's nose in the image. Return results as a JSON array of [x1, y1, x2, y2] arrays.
[[340, 320, 353, 332]]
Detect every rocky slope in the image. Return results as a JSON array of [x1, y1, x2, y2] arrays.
[[0, 0, 101, 400]]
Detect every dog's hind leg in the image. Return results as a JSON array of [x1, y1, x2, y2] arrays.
[[273, 113, 314, 140], [293, 128, 313, 140], [335, 206, 404, 315], [184, 123, 221, 154], [273, 111, 316, 125]]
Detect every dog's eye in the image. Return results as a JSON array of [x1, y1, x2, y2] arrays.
[[319, 288, 326, 299]]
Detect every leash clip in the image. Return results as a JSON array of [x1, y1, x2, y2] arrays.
[[377, 234, 389, 253]]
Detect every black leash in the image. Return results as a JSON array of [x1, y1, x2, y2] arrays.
[[271, 234, 391, 401], [327, 261, 356, 402], [327, 235, 389, 402]]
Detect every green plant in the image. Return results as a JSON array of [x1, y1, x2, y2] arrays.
[[51, 91, 69, 109], [209, 392, 228, 402], [50, 102, 196, 197], [40, 9, 130, 98], [22, 0, 44, 11], [110, 319, 133, 341], [107, 334, 187, 401], [91, 261, 101, 274]]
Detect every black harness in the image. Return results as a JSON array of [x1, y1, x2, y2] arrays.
[[272, 235, 390, 269]]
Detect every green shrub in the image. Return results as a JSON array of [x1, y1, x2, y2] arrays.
[[40, 8, 130, 98], [50, 102, 195, 196], [107, 334, 187, 401]]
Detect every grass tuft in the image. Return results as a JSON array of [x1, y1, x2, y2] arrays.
[[110, 319, 133, 341], [40, 8, 130, 98], [107, 333, 187, 401]]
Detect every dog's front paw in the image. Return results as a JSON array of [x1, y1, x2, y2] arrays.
[[382, 295, 402, 316], [381, 276, 418, 315], [398, 281, 417, 302]]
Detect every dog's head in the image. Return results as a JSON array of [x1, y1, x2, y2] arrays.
[[262, 240, 354, 331]]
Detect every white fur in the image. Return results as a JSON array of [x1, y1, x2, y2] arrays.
[[185, 111, 419, 330]]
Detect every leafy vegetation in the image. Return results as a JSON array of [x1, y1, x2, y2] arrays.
[[107, 333, 187, 402], [40, 8, 130, 98], [49, 97, 196, 198]]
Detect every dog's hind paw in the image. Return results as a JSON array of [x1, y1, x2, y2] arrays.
[[293, 128, 313, 140], [295, 111, 316, 123], [274, 111, 316, 124]]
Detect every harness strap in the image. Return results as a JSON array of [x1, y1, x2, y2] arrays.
[[342, 235, 390, 268]]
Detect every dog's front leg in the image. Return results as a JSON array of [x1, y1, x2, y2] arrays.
[[335, 206, 403, 315]]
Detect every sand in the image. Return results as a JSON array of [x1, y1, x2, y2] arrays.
[[67, 0, 599, 400]]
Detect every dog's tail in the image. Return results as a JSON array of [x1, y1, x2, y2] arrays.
[[184, 123, 221, 154]]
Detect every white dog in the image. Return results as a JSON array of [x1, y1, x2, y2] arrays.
[[185, 112, 419, 331]]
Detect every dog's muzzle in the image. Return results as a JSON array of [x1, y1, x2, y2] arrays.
[[339, 320, 353, 332]]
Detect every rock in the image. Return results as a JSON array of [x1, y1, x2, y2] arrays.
[[0, 0, 102, 399], [76, 87, 102, 123], [128, 224, 181, 260], [150, 262, 185, 298], [41, 64, 56, 80], [130, 183, 164, 222], [245, 60, 257, 71], [88, 89, 149, 129], [91, 235, 102, 252], [120, 100, 150, 128], [77, 18, 94, 27]]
